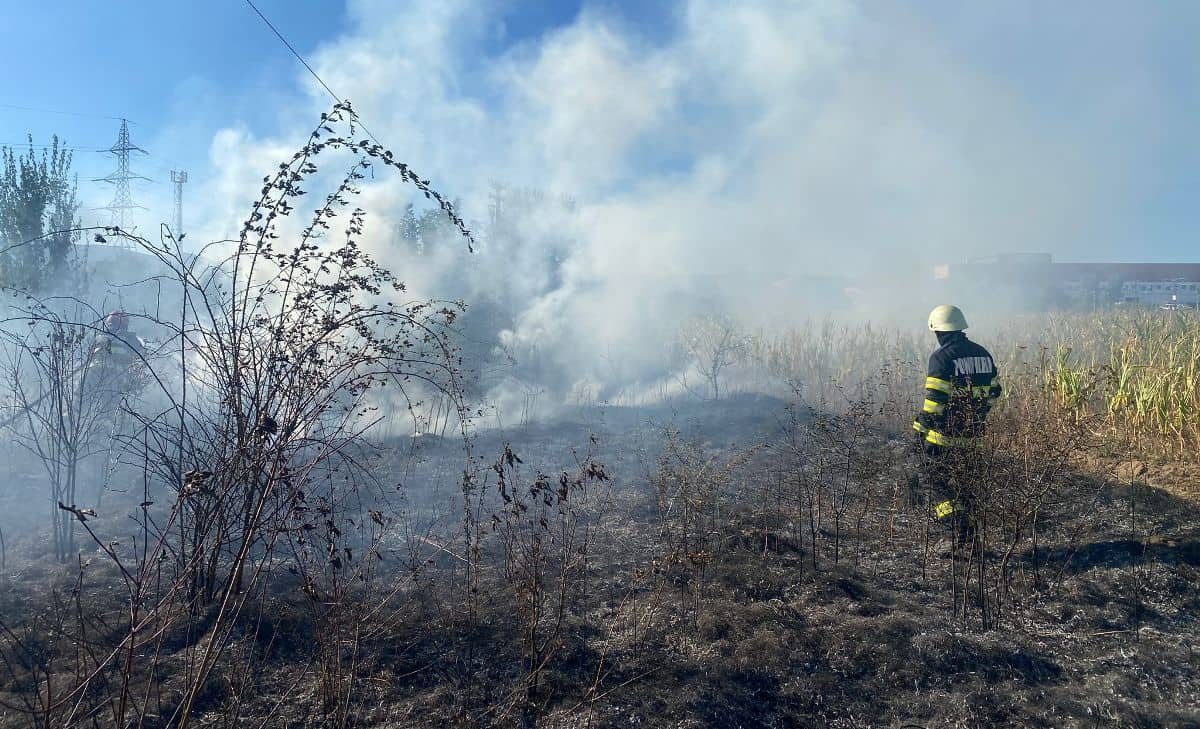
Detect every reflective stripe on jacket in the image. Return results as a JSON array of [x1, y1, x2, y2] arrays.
[[89, 332, 144, 370], [913, 332, 1001, 447]]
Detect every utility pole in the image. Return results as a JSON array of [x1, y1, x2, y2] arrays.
[[170, 170, 188, 239], [94, 119, 148, 247]]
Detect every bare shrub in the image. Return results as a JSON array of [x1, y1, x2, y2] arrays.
[[489, 444, 608, 716], [651, 431, 760, 609], [961, 353, 1104, 628], [676, 314, 750, 400], [0, 299, 146, 562], [0, 101, 473, 728]]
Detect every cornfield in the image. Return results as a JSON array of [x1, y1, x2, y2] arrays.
[[741, 309, 1200, 459], [1029, 310, 1200, 456]]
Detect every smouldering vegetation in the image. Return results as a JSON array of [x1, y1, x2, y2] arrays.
[[0, 104, 1195, 727]]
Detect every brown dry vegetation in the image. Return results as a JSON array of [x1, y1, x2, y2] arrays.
[[0, 388, 1196, 728], [0, 105, 1196, 728]]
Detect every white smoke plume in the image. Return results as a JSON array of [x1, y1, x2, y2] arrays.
[[175, 0, 1179, 410]]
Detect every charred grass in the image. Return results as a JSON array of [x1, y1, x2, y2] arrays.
[[0, 397, 1197, 727]]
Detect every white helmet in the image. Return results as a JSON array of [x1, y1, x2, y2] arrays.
[[928, 304, 968, 332]]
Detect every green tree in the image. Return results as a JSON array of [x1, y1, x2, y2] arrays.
[[416, 197, 461, 254], [0, 136, 80, 291], [395, 202, 419, 252]]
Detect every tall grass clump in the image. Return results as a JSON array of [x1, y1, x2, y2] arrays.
[[746, 318, 924, 410]]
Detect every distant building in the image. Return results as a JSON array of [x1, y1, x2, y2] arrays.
[[935, 254, 1200, 311]]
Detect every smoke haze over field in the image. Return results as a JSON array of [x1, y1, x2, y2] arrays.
[[11, 0, 1193, 402]]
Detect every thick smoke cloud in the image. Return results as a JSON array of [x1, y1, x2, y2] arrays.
[[179, 0, 1180, 408]]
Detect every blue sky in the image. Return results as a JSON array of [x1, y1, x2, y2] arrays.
[[0, 1, 637, 213], [2, 2, 350, 216], [0, 0, 1196, 263], [0, 1, 665, 179]]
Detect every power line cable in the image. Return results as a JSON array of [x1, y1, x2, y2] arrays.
[[0, 102, 135, 124], [0, 141, 107, 152], [243, 0, 475, 250], [243, 0, 386, 152], [243, 0, 343, 106]]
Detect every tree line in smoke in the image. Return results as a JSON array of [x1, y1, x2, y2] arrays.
[[0, 135, 81, 292]]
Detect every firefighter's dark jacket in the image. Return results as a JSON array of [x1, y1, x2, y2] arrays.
[[90, 330, 144, 370], [912, 332, 1002, 447]]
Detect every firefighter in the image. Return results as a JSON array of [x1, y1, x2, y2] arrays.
[[912, 305, 1002, 550], [88, 310, 145, 385]]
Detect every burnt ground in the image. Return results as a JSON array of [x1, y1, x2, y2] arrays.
[[0, 394, 1197, 727]]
